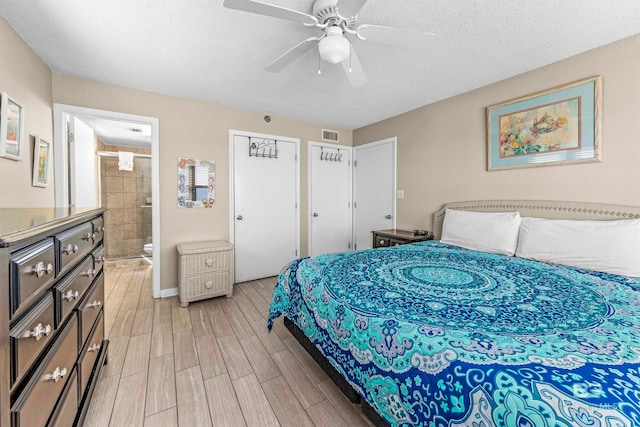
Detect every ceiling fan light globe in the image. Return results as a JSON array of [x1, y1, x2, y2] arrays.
[[318, 33, 350, 64]]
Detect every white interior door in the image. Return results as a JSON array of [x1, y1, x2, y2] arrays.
[[309, 143, 352, 256], [232, 133, 299, 283], [69, 116, 97, 208], [353, 137, 396, 250]]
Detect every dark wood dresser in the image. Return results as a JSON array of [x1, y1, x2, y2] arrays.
[[0, 208, 109, 427]]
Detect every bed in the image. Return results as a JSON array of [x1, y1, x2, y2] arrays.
[[267, 200, 640, 427]]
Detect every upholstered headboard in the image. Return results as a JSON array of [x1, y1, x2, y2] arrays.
[[432, 200, 640, 240]]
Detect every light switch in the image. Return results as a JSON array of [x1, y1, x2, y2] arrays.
[[396, 190, 404, 199]]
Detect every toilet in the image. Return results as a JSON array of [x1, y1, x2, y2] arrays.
[[143, 243, 153, 256]]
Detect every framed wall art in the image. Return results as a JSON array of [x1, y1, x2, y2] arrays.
[[177, 157, 215, 208], [32, 136, 51, 187], [0, 92, 25, 160], [486, 76, 602, 171]]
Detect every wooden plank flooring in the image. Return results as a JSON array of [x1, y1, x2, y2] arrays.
[[85, 264, 374, 427]]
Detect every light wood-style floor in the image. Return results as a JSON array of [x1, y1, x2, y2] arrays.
[[84, 262, 375, 427]]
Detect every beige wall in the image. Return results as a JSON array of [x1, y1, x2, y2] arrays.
[[354, 34, 640, 232], [52, 74, 352, 291], [0, 18, 53, 207]]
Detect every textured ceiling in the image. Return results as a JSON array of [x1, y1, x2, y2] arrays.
[[1, 1, 640, 130], [78, 116, 152, 147]]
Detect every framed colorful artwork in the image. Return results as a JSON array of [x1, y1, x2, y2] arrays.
[[486, 76, 602, 171], [0, 92, 25, 161], [32, 136, 51, 187], [177, 157, 215, 208]]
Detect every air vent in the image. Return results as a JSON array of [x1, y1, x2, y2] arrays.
[[322, 129, 339, 142]]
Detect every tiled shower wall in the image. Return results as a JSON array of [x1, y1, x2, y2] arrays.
[[98, 140, 152, 259]]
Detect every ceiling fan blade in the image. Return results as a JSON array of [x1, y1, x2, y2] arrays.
[[341, 45, 367, 87], [266, 37, 322, 72], [357, 24, 438, 49], [223, 0, 316, 25], [335, 0, 367, 19]]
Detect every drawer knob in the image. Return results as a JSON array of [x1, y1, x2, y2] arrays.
[[205, 258, 214, 267], [380, 240, 385, 245], [83, 232, 96, 242], [86, 300, 102, 309], [95, 255, 105, 264], [63, 244, 79, 255], [47, 366, 68, 383], [32, 261, 54, 278], [25, 323, 52, 341], [95, 225, 103, 233], [63, 289, 80, 302], [205, 280, 213, 289], [88, 343, 101, 353], [82, 268, 97, 278]]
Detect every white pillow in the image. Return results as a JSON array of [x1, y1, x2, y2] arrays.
[[515, 217, 640, 277], [440, 209, 521, 256]]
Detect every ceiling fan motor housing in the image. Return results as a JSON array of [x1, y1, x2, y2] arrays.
[[312, 0, 356, 27]]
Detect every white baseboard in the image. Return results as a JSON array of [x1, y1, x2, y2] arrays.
[[160, 287, 179, 298]]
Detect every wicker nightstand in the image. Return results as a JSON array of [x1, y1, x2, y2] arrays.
[[177, 240, 234, 307]]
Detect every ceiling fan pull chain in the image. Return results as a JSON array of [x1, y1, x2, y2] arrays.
[[349, 42, 352, 73], [318, 50, 322, 75]]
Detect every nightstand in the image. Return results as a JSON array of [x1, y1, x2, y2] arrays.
[[372, 229, 434, 248], [177, 240, 234, 307]]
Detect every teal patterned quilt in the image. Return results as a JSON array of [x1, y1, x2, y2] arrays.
[[267, 241, 640, 427]]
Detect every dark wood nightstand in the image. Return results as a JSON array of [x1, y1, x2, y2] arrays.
[[372, 229, 434, 248]]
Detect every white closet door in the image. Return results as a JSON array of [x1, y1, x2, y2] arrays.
[[232, 133, 299, 283], [309, 143, 352, 256], [353, 137, 396, 250]]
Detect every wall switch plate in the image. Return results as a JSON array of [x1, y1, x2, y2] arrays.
[[396, 190, 404, 199]]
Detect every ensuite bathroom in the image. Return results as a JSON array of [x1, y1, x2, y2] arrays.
[[98, 140, 153, 262], [70, 115, 154, 264]]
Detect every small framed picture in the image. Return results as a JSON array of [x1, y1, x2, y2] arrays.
[[32, 136, 51, 187], [0, 92, 25, 161]]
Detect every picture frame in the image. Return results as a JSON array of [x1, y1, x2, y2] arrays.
[[486, 76, 602, 171], [0, 92, 25, 161], [32, 136, 51, 187], [177, 157, 215, 208]]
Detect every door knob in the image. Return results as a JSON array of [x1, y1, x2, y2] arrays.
[[236, 215, 243, 220], [313, 213, 319, 217], [385, 215, 392, 219]]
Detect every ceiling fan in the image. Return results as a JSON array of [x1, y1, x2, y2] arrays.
[[223, 0, 438, 87]]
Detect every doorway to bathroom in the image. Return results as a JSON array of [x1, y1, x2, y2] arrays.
[[53, 104, 161, 298], [96, 144, 153, 260]]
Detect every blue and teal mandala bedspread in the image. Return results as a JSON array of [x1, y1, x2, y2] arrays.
[[267, 241, 640, 427]]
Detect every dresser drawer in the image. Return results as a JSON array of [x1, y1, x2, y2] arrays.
[[92, 216, 104, 243], [47, 368, 77, 427], [9, 293, 56, 387], [10, 316, 78, 427], [92, 244, 105, 271], [184, 250, 232, 275], [56, 222, 95, 275], [10, 238, 56, 317], [54, 256, 97, 327], [78, 272, 104, 350], [78, 311, 104, 394]]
